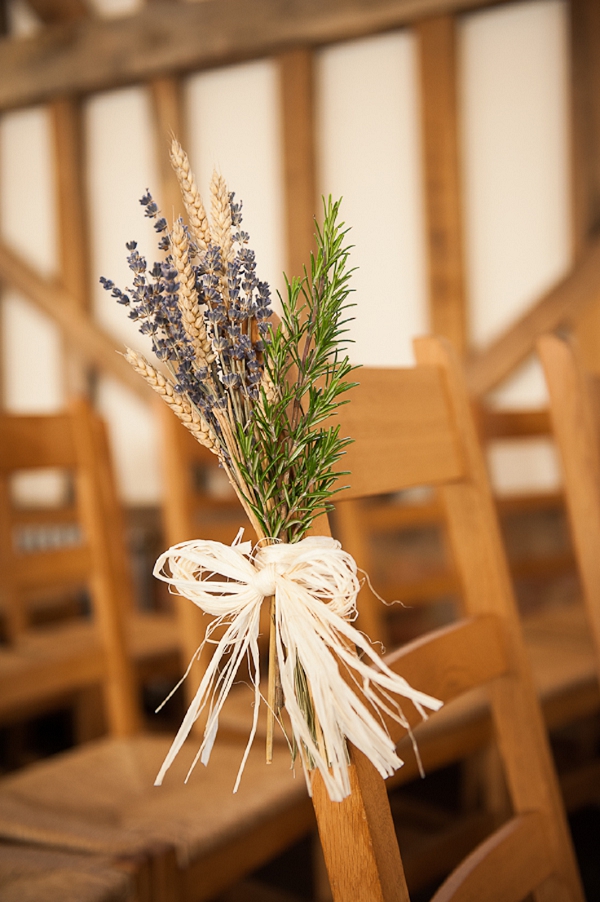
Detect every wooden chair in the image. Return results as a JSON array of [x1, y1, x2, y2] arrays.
[[0, 400, 142, 738], [311, 335, 584, 901], [0, 337, 585, 900], [0, 401, 180, 741], [0, 403, 315, 900]]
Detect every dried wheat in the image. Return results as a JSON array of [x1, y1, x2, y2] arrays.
[[210, 170, 233, 265], [170, 139, 212, 249], [125, 348, 218, 451], [170, 219, 215, 363]]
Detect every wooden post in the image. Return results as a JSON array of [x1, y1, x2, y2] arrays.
[[279, 47, 317, 281], [417, 14, 468, 355], [150, 76, 186, 222], [570, 0, 600, 369], [50, 97, 95, 398]]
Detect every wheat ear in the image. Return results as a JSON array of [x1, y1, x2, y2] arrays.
[[170, 139, 212, 250], [125, 349, 218, 452], [210, 170, 233, 265], [170, 219, 215, 364]]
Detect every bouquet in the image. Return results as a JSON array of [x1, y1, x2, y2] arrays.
[[102, 140, 441, 801]]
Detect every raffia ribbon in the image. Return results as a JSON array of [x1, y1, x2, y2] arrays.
[[153, 533, 442, 802]]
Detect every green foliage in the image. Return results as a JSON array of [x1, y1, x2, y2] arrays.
[[236, 197, 358, 541]]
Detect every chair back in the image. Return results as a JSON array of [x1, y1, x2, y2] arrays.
[[538, 332, 600, 674], [312, 335, 583, 902], [0, 399, 140, 737]]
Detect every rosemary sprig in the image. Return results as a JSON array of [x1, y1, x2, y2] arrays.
[[236, 197, 357, 543]]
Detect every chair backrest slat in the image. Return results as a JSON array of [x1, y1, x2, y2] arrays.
[[382, 616, 507, 742], [11, 546, 92, 589], [339, 367, 465, 499], [0, 416, 78, 470], [431, 812, 554, 902], [538, 333, 600, 681]]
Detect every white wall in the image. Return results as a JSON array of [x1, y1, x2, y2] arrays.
[[0, 0, 571, 503], [316, 31, 427, 367]]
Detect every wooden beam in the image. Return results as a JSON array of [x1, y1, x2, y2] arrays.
[[0, 0, 507, 112], [51, 98, 90, 307], [51, 96, 95, 397], [465, 236, 600, 396], [569, 0, 600, 370], [0, 241, 151, 400], [418, 15, 467, 354], [150, 77, 186, 223], [279, 48, 317, 281], [25, 0, 89, 25], [570, 0, 600, 253]]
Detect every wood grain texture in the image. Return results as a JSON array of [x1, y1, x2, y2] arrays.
[[279, 47, 317, 281], [0, 240, 150, 400], [418, 15, 467, 353], [0, 0, 507, 111], [313, 749, 410, 902], [465, 235, 600, 395]]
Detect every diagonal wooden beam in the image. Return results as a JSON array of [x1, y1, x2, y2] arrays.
[[0, 0, 505, 112], [0, 241, 150, 400], [465, 236, 600, 396]]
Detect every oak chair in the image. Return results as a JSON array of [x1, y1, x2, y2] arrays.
[[311, 335, 584, 901], [0, 337, 585, 901], [0, 401, 180, 740], [0, 400, 142, 737], [0, 402, 315, 901]]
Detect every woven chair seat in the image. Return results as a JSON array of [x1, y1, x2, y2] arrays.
[[0, 735, 312, 869], [0, 842, 135, 902]]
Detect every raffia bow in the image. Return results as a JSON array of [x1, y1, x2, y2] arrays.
[[153, 533, 442, 802]]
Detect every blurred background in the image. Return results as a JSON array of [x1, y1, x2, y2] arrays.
[[0, 0, 582, 508]]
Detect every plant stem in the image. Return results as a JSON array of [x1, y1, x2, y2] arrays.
[[266, 594, 278, 763]]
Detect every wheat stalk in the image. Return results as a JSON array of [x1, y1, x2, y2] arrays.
[[170, 219, 215, 364], [210, 170, 233, 266], [170, 139, 212, 250], [124, 348, 217, 451]]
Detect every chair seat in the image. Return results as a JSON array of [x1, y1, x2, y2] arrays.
[[0, 735, 313, 881], [0, 842, 135, 902]]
